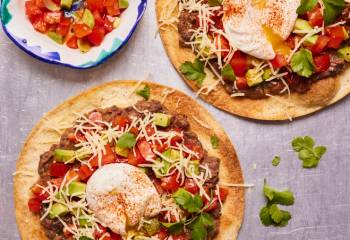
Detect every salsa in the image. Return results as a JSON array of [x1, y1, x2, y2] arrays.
[[25, 0, 129, 52]]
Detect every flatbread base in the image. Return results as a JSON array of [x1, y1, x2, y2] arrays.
[[14, 81, 244, 240], [156, 0, 350, 120]]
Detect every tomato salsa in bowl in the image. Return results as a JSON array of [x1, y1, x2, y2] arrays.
[[0, 0, 147, 68]]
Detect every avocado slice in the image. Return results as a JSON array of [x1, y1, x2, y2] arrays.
[[304, 35, 319, 46], [47, 32, 63, 44], [338, 47, 350, 62], [77, 39, 91, 53], [49, 203, 69, 219], [246, 68, 264, 87], [78, 215, 92, 227], [293, 18, 312, 35], [54, 149, 75, 163], [82, 9, 95, 29], [67, 182, 86, 197], [162, 149, 180, 161], [60, 0, 72, 9], [115, 145, 129, 158], [262, 68, 272, 80], [154, 113, 171, 127], [143, 218, 160, 236], [119, 0, 129, 9]]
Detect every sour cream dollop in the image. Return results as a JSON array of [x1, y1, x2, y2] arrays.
[[223, 0, 300, 60], [86, 163, 161, 236]]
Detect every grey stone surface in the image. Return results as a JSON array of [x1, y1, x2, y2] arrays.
[[1, 2, 350, 239]]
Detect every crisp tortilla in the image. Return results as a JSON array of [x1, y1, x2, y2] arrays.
[[156, 0, 350, 120], [14, 81, 244, 240]]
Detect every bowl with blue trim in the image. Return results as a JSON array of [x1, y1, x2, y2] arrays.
[[0, 0, 147, 69]]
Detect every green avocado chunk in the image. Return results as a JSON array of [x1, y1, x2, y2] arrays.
[[60, 0, 72, 9], [78, 215, 92, 227], [143, 218, 160, 236], [115, 145, 129, 157], [119, 0, 129, 9], [54, 149, 75, 163], [82, 9, 95, 29], [49, 203, 69, 219], [246, 68, 264, 87], [67, 182, 86, 197], [338, 46, 350, 62], [47, 32, 63, 44], [304, 35, 318, 46], [154, 113, 171, 127], [293, 18, 312, 34]]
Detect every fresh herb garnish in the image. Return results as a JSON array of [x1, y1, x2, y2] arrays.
[[189, 213, 215, 240], [117, 132, 136, 149], [136, 85, 150, 100], [297, 0, 318, 15], [272, 156, 281, 167], [160, 222, 184, 235], [259, 180, 294, 227], [291, 48, 315, 77], [323, 0, 345, 25], [173, 188, 203, 213], [292, 136, 327, 168], [210, 134, 219, 149], [221, 64, 236, 81], [180, 58, 206, 86]]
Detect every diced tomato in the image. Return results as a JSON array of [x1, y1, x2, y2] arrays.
[[43, 12, 62, 24], [214, 35, 230, 58], [127, 147, 146, 166], [31, 184, 49, 201], [230, 51, 248, 77], [211, 10, 224, 30], [110, 232, 122, 240], [28, 197, 42, 213], [184, 139, 204, 160], [90, 144, 116, 167], [106, 4, 121, 16], [63, 224, 74, 237], [204, 196, 219, 212], [73, 24, 92, 38], [78, 164, 95, 182], [219, 187, 229, 202], [94, 224, 108, 239], [103, 17, 114, 33], [145, 124, 156, 137], [152, 141, 168, 153], [155, 228, 169, 240], [312, 35, 330, 53], [270, 54, 287, 69], [34, 0, 46, 9], [66, 36, 78, 49], [25, 1, 42, 19], [161, 172, 180, 192], [307, 7, 323, 27], [170, 135, 183, 146], [137, 140, 156, 160], [86, 0, 103, 11], [50, 163, 69, 177], [326, 26, 347, 49], [152, 179, 165, 194], [87, 26, 106, 46], [314, 54, 330, 72], [103, 0, 115, 6], [50, 177, 63, 187], [113, 115, 131, 129], [65, 169, 80, 182], [93, 10, 105, 26], [235, 77, 248, 90], [57, 23, 70, 37], [184, 178, 199, 194], [129, 127, 139, 135], [32, 16, 48, 33]]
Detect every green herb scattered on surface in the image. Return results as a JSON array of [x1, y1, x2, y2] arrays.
[[173, 188, 203, 213], [210, 135, 219, 149], [136, 85, 150, 100], [292, 136, 327, 168], [291, 48, 315, 77], [272, 156, 281, 167]]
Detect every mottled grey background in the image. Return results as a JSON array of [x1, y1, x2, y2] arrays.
[[1, 1, 350, 239]]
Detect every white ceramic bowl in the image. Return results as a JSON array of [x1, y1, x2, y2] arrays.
[[0, 0, 147, 68]]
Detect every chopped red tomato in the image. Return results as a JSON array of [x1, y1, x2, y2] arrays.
[[50, 163, 69, 177], [137, 140, 156, 160], [145, 124, 156, 137], [86, 0, 103, 11], [270, 54, 287, 69], [326, 26, 347, 49], [31, 184, 49, 201], [94, 224, 107, 239], [230, 51, 248, 77], [184, 139, 204, 160], [312, 35, 330, 53], [129, 127, 139, 135], [56, 23, 70, 37], [88, 26, 106, 46], [78, 164, 95, 181], [127, 147, 146, 166], [66, 36, 78, 49], [99, 232, 122, 240], [43, 12, 62, 24], [63, 224, 74, 237], [314, 54, 330, 72], [170, 135, 183, 146], [152, 141, 168, 153], [90, 144, 116, 167], [155, 228, 169, 240], [307, 7, 323, 27], [106, 4, 120, 16], [25, 1, 42, 19], [161, 172, 180, 192], [103, 17, 114, 33], [214, 35, 230, 58], [93, 10, 105, 26], [28, 197, 42, 213], [32, 16, 48, 33], [219, 187, 229, 202], [152, 179, 165, 195], [113, 115, 131, 128], [73, 24, 92, 38], [235, 77, 248, 90], [204, 196, 219, 212], [184, 178, 199, 194]]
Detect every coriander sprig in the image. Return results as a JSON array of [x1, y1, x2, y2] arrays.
[[292, 136, 327, 168]]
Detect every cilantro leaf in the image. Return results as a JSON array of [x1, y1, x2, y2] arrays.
[[272, 156, 281, 167], [269, 204, 284, 223], [117, 132, 136, 149], [259, 206, 273, 226], [221, 64, 236, 81], [297, 0, 318, 15], [291, 48, 315, 77], [291, 136, 327, 168], [160, 222, 184, 235], [263, 180, 295, 206], [279, 210, 292, 227], [210, 135, 219, 149], [323, 0, 345, 25], [189, 213, 214, 240], [180, 58, 206, 86], [259, 204, 292, 227], [173, 188, 203, 213], [136, 85, 150, 100]]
